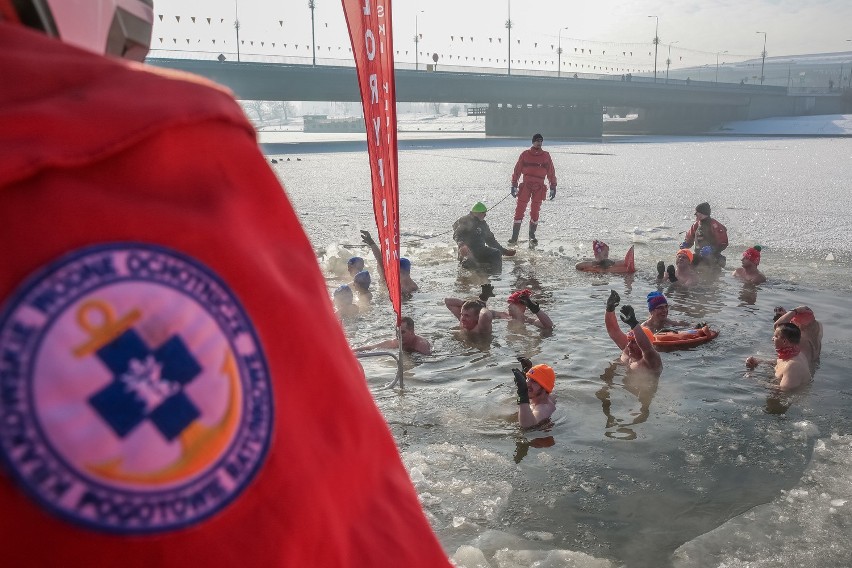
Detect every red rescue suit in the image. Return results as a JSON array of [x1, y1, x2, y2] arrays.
[[511, 147, 557, 224], [0, 23, 449, 568]]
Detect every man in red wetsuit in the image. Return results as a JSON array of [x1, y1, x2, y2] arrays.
[[0, 2, 450, 567], [509, 133, 558, 246], [681, 201, 728, 267]]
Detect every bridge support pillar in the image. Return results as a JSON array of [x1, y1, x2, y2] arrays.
[[485, 103, 602, 138]]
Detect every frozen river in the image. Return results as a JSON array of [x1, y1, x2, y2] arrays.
[[268, 133, 852, 568]]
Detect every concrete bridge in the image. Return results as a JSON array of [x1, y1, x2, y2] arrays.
[[147, 58, 848, 136]]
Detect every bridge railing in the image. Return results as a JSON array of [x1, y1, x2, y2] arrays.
[[146, 49, 786, 94]]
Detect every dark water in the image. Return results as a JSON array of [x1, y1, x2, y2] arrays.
[[270, 135, 852, 568]]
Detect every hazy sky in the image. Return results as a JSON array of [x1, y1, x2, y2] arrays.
[[151, 1, 852, 72]]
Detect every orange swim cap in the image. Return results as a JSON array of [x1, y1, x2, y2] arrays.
[[526, 364, 555, 393], [676, 248, 694, 262]]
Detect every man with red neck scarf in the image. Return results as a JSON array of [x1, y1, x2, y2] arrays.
[[773, 306, 822, 374], [746, 323, 812, 391]]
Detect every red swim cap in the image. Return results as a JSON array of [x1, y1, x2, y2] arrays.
[[507, 289, 532, 305]]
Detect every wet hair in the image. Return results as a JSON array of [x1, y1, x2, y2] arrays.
[[401, 316, 415, 330], [776, 322, 801, 344], [461, 299, 485, 312]]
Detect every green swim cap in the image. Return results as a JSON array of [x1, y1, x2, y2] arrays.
[[471, 202, 487, 213]]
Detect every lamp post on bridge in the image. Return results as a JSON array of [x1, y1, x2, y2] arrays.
[[309, 0, 316, 66], [506, 0, 513, 76], [414, 10, 424, 70], [557, 26, 569, 77], [756, 31, 767, 85], [716, 50, 728, 83], [666, 41, 678, 83], [648, 15, 659, 82], [234, 0, 241, 62]]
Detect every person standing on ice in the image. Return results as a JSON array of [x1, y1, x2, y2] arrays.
[[509, 133, 558, 246]]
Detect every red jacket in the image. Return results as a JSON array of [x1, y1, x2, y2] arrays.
[[511, 147, 557, 190], [684, 218, 728, 253], [0, 23, 449, 568]]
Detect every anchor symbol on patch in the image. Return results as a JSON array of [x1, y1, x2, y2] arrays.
[[73, 299, 241, 485]]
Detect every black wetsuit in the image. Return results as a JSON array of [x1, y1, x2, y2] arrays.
[[453, 214, 508, 268]]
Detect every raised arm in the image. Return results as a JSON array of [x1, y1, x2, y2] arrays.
[[630, 313, 662, 372], [604, 290, 627, 350], [360, 230, 385, 282], [444, 297, 464, 320], [518, 294, 553, 330]]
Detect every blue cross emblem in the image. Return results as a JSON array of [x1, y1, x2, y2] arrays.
[[88, 329, 202, 441]]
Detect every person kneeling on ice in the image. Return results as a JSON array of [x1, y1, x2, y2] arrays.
[[732, 245, 766, 285], [746, 322, 812, 391], [642, 291, 692, 333], [444, 284, 497, 335], [453, 202, 515, 270], [511, 356, 556, 428], [333, 284, 359, 319], [496, 289, 554, 330], [656, 249, 699, 287], [575, 240, 636, 272], [604, 291, 663, 377], [354, 316, 432, 355]]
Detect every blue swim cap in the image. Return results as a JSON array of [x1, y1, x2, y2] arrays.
[[333, 284, 353, 301], [347, 256, 365, 270], [647, 291, 668, 312], [354, 270, 371, 290], [399, 257, 411, 272]]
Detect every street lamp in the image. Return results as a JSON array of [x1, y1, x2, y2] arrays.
[[648, 15, 659, 82], [309, 0, 316, 66], [414, 10, 424, 70], [666, 41, 678, 83], [234, 0, 240, 62], [506, 0, 513, 76], [557, 26, 569, 77], [715, 50, 728, 83], [756, 31, 767, 85]]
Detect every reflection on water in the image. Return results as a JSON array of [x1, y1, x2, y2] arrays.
[[596, 362, 659, 441], [276, 136, 852, 567]]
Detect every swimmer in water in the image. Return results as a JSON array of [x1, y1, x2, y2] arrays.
[[511, 356, 556, 428], [351, 270, 373, 305], [746, 322, 812, 391], [773, 306, 822, 374], [732, 246, 766, 285], [656, 249, 699, 287], [347, 256, 365, 279], [332, 284, 359, 319], [575, 240, 636, 272], [360, 230, 419, 295], [604, 291, 662, 377], [642, 291, 691, 333], [494, 289, 554, 330], [444, 284, 497, 335], [354, 316, 432, 355]]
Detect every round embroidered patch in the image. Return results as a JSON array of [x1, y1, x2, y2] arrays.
[[0, 243, 273, 534]]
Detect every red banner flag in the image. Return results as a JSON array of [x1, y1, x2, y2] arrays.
[[341, 0, 401, 324]]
